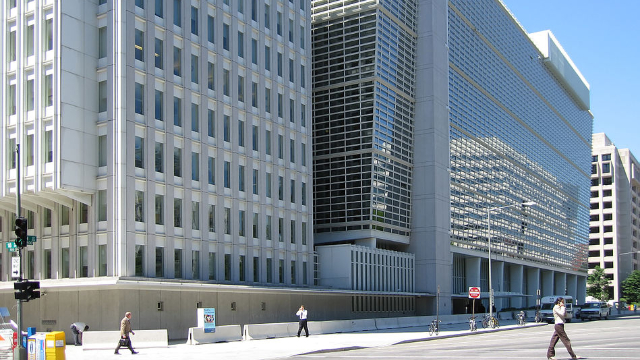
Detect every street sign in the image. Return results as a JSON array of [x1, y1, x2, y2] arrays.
[[5, 242, 17, 252], [11, 257, 20, 278], [27, 235, 36, 245], [469, 286, 481, 299]]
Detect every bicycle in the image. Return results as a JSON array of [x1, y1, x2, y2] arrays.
[[429, 319, 440, 336], [468, 316, 477, 332], [482, 313, 499, 329], [534, 310, 542, 323], [516, 311, 526, 326]]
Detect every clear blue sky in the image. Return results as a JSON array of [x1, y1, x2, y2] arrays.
[[502, 0, 640, 157]]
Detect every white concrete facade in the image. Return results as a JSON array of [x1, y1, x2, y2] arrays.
[[589, 133, 640, 302]]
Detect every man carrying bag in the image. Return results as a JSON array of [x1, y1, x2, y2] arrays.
[[114, 312, 138, 355]]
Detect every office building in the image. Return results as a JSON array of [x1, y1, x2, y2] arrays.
[[0, 0, 316, 338], [312, 0, 592, 313], [589, 133, 640, 302]]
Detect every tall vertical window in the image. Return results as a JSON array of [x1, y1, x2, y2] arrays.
[[224, 161, 230, 188], [191, 6, 198, 35], [135, 82, 144, 114], [207, 109, 215, 138], [79, 203, 89, 224], [98, 190, 107, 221], [155, 141, 164, 173], [44, 18, 53, 51], [301, 182, 306, 205], [266, 172, 272, 198], [98, 27, 107, 59], [253, 256, 259, 282], [278, 176, 284, 200], [155, 0, 163, 18], [79, 246, 89, 277], [173, 46, 182, 76], [266, 258, 273, 283], [207, 62, 215, 90], [136, 0, 144, 8], [8, 30, 16, 62], [277, 93, 283, 118], [208, 156, 215, 184], [238, 31, 244, 58], [278, 134, 283, 159], [239, 165, 245, 192], [98, 81, 107, 113], [191, 103, 199, 132], [155, 89, 163, 121], [223, 23, 229, 50], [301, 65, 305, 88], [191, 152, 199, 181], [223, 69, 230, 96], [300, 25, 304, 49], [192, 250, 200, 279], [135, 190, 145, 222], [26, 80, 34, 111], [251, 38, 258, 65], [224, 254, 231, 281], [208, 205, 216, 232], [135, 136, 144, 168], [278, 259, 284, 283], [288, 19, 293, 43], [276, 11, 282, 36], [251, 82, 258, 108], [291, 260, 296, 284], [252, 212, 258, 238], [239, 210, 245, 237], [174, 198, 182, 227], [135, 29, 144, 61], [174, 147, 182, 177], [156, 247, 164, 277], [290, 179, 295, 203], [278, 218, 283, 242], [224, 207, 231, 234], [207, 16, 215, 43], [155, 38, 163, 69], [238, 120, 245, 147], [174, 96, 182, 126], [99, 245, 107, 276], [290, 139, 295, 163], [253, 169, 259, 195], [238, 75, 245, 103], [174, 249, 183, 278], [98, 135, 107, 166], [26, 24, 34, 57], [26, 134, 34, 166], [8, 84, 16, 115], [301, 222, 307, 245], [155, 194, 164, 224], [173, 0, 182, 27], [208, 252, 216, 280], [265, 4, 270, 29], [301, 142, 306, 166], [61, 248, 70, 278], [301, 103, 306, 127], [191, 54, 199, 83], [277, 52, 283, 77], [251, 0, 257, 21], [252, 125, 258, 151], [265, 45, 271, 71], [44, 130, 53, 163], [265, 130, 271, 155], [265, 87, 271, 113], [43, 250, 52, 279], [289, 99, 295, 123], [266, 215, 272, 240], [239, 255, 246, 281], [7, 138, 16, 169], [44, 74, 53, 107], [223, 115, 230, 142], [192, 201, 200, 230]]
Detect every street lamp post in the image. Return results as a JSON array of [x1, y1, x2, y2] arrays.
[[487, 201, 536, 321]]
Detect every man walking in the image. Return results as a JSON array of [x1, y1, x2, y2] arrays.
[[296, 305, 309, 337], [547, 297, 580, 360], [114, 312, 138, 355]]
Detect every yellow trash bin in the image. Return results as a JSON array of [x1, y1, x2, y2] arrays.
[[45, 331, 65, 360]]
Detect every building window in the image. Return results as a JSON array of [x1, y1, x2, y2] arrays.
[[173, 0, 182, 27], [266, 215, 272, 240], [191, 103, 199, 132], [192, 152, 199, 181], [223, 69, 230, 96], [602, 154, 611, 161], [251, 38, 258, 65], [208, 156, 215, 185], [208, 205, 216, 232], [44, 74, 53, 107], [266, 172, 272, 198], [208, 62, 215, 90], [174, 198, 182, 227], [8, 84, 16, 115], [155, 194, 164, 225], [26, 80, 34, 111], [266, 257, 273, 283], [291, 260, 296, 284], [192, 201, 200, 230], [276, 11, 282, 36], [8, 30, 16, 62], [208, 252, 216, 280], [135, 190, 145, 222], [135, 245, 145, 276], [175, 249, 183, 278], [290, 220, 296, 244], [253, 212, 258, 238], [288, 19, 293, 43], [223, 23, 229, 50], [26, 25, 34, 57], [98, 190, 107, 221], [173, 46, 182, 77], [135, 29, 144, 61], [155, 141, 164, 173], [239, 165, 245, 192], [265, 4, 270, 29], [290, 139, 295, 163], [192, 250, 200, 279], [301, 65, 305, 88], [191, 6, 198, 35], [174, 96, 182, 127], [135, 136, 144, 168], [98, 81, 107, 113], [155, 89, 163, 121], [278, 135, 283, 159], [156, 247, 164, 277], [301, 104, 306, 127], [224, 207, 231, 234], [238, 31, 244, 58], [98, 245, 107, 276], [155, 0, 163, 17], [155, 38, 163, 69], [290, 179, 295, 203], [25, 135, 34, 166], [301, 182, 306, 206], [135, 83, 144, 114], [239, 255, 246, 282], [191, 54, 199, 84], [136, 0, 144, 8], [224, 161, 230, 188], [602, 163, 611, 173], [278, 176, 284, 201], [61, 206, 70, 226], [44, 130, 53, 163], [265, 45, 271, 71], [253, 256, 259, 282], [277, 93, 283, 118], [238, 120, 245, 147], [302, 222, 307, 245], [279, 259, 284, 283], [99, 27, 107, 58], [239, 210, 246, 237], [253, 169, 259, 195], [61, 248, 70, 278], [224, 254, 231, 281], [174, 147, 182, 177], [251, 82, 258, 108], [223, 115, 230, 142], [79, 246, 89, 277], [278, 217, 283, 242], [207, 16, 214, 43], [277, 52, 282, 77], [265, 130, 271, 155], [207, 109, 215, 138], [265, 87, 271, 113], [79, 203, 89, 224]]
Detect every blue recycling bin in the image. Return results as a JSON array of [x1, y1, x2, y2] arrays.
[[22, 327, 36, 348]]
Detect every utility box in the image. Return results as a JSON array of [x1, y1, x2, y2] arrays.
[[45, 331, 65, 360], [27, 333, 46, 360]]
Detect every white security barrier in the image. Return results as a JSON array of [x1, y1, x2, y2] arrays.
[[82, 330, 168, 350], [349, 319, 377, 332], [319, 320, 351, 334], [187, 325, 242, 345], [243, 322, 296, 340], [375, 317, 400, 330]]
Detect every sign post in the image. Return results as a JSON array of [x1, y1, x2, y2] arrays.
[[469, 287, 481, 319]]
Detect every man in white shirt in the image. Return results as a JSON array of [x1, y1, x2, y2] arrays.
[[296, 305, 309, 337], [547, 297, 580, 360]]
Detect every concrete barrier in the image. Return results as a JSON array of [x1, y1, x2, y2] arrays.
[[82, 330, 168, 350], [187, 325, 242, 345], [349, 319, 377, 332], [243, 322, 296, 340], [375, 317, 400, 330], [319, 320, 351, 334]]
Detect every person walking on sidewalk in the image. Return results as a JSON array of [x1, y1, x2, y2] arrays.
[[296, 305, 309, 337], [114, 312, 138, 355], [547, 297, 581, 360]]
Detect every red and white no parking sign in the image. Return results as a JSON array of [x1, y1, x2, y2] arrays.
[[468, 287, 481, 299]]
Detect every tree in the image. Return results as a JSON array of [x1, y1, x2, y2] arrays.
[[587, 266, 610, 301], [621, 270, 640, 304]]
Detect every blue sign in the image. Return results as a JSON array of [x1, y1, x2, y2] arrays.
[[203, 308, 216, 333]]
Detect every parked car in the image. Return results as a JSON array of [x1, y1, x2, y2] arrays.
[[580, 301, 610, 320]]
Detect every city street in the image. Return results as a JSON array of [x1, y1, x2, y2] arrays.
[[288, 316, 640, 360]]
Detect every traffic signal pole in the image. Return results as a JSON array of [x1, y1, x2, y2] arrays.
[[14, 145, 26, 360]]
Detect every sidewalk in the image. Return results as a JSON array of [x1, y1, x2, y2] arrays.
[[65, 319, 546, 360]]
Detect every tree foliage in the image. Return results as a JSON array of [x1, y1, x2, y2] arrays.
[[621, 270, 640, 304], [587, 266, 610, 301]]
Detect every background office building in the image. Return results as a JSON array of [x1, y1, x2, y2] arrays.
[[312, 0, 592, 314], [0, 0, 316, 339], [589, 133, 640, 302]]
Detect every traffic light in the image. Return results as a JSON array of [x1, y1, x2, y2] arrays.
[[14, 217, 28, 248], [14, 280, 40, 302]]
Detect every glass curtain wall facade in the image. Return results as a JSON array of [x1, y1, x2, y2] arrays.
[[312, 0, 417, 246], [448, 0, 591, 274]]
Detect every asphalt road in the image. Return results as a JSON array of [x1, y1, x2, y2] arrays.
[[290, 316, 640, 360]]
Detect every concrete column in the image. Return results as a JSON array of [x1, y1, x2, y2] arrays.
[[465, 257, 481, 289], [577, 275, 587, 305], [510, 264, 524, 309], [526, 267, 540, 308], [566, 274, 578, 301], [554, 272, 567, 295], [541, 270, 554, 296], [492, 261, 504, 310]]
